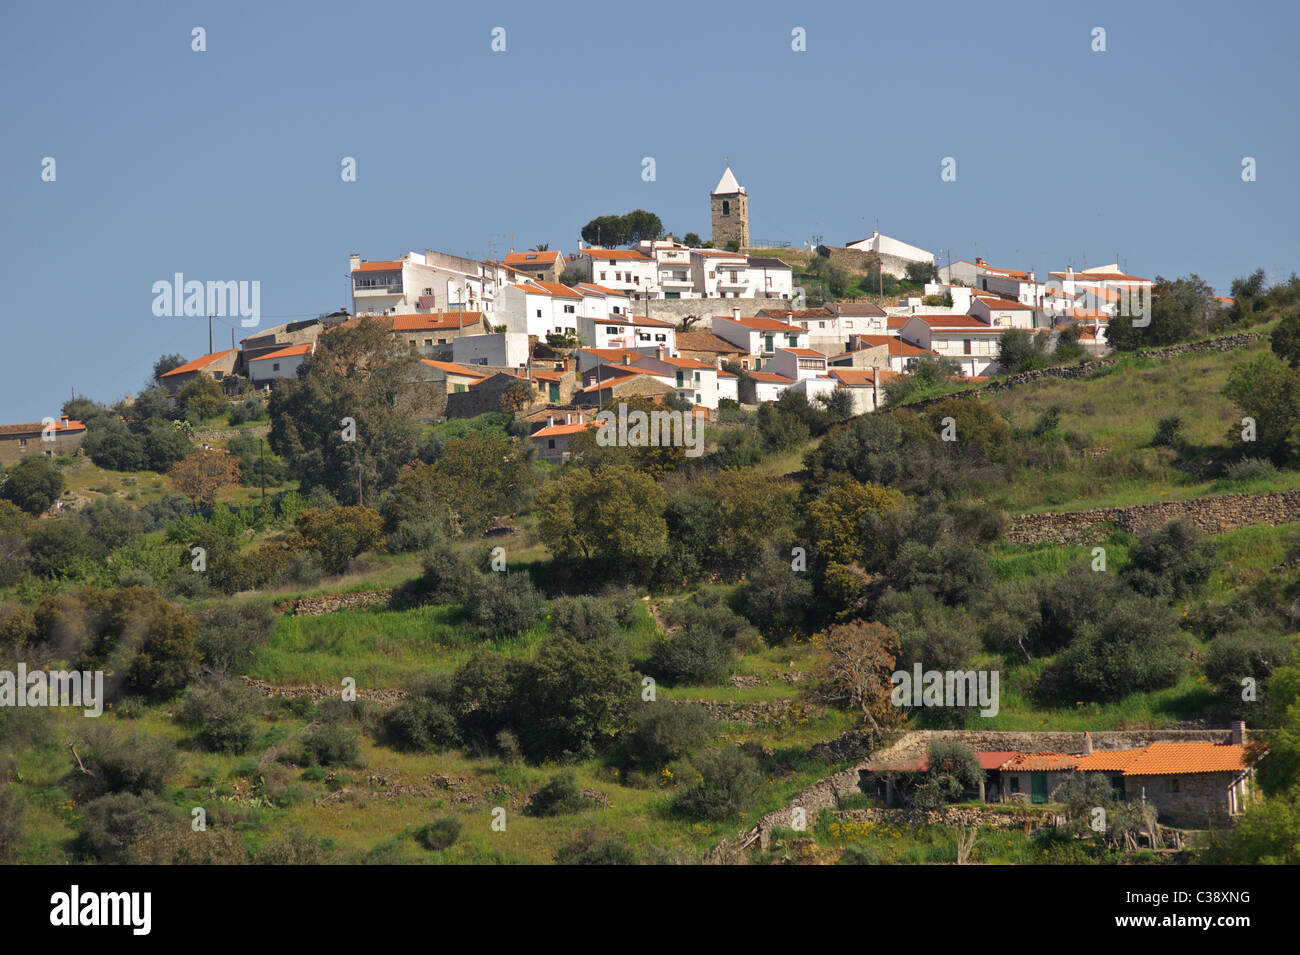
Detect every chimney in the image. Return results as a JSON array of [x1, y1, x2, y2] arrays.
[[622, 353, 631, 365], [564, 413, 572, 425], [1082, 731, 1093, 755], [732, 306, 741, 320], [546, 415, 554, 427], [1231, 721, 1246, 745], [349, 253, 361, 271], [975, 256, 984, 266], [657, 344, 665, 361]]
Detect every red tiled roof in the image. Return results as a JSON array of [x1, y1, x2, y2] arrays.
[[352, 260, 403, 272], [532, 420, 595, 438], [1075, 749, 1145, 772], [579, 249, 651, 261], [392, 311, 484, 331], [828, 368, 875, 386], [781, 347, 827, 359], [592, 314, 675, 328], [0, 418, 86, 437], [420, 359, 488, 379], [251, 343, 313, 362], [160, 349, 238, 377], [1122, 743, 1249, 776], [531, 281, 583, 299], [747, 371, 796, 384], [676, 331, 746, 354], [504, 250, 562, 267], [975, 294, 1033, 310], [998, 753, 1080, 772]]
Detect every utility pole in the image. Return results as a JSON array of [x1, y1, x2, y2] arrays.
[[259, 437, 265, 503]]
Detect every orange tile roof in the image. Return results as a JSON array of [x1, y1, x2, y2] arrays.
[[781, 347, 827, 359], [391, 311, 484, 331], [592, 314, 675, 328], [160, 349, 238, 377], [576, 282, 630, 298], [676, 331, 746, 354], [531, 281, 583, 299], [532, 420, 595, 438], [352, 260, 403, 272], [998, 753, 1080, 772], [1122, 743, 1249, 776], [420, 359, 488, 379], [504, 250, 562, 267], [908, 314, 999, 330], [580, 249, 651, 261], [659, 356, 715, 370], [829, 368, 875, 386], [579, 372, 654, 393], [0, 418, 86, 437], [252, 343, 314, 362], [747, 371, 796, 384], [1075, 749, 1146, 772], [579, 347, 645, 363]]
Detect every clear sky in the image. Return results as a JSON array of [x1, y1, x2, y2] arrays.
[[2, 0, 1297, 420]]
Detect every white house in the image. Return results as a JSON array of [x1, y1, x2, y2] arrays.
[[845, 231, 935, 277], [827, 367, 885, 414], [566, 249, 657, 299], [717, 368, 739, 403], [692, 249, 751, 298], [248, 342, 314, 385], [768, 347, 830, 383], [747, 370, 797, 403], [837, 335, 935, 373], [970, 293, 1037, 330], [350, 250, 496, 316], [899, 314, 1004, 377], [498, 281, 583, 339], [711, 310, 810, 370], [452, 332, 531, 369], [578, 313, 676, 351]]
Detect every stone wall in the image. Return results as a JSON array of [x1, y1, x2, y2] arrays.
[[871, 729, 1234, 764], [831, 806, 1047, 830], [1007, 490, 1300, 545], [625, 295, 793, 326], [815, 245, 918, 280]]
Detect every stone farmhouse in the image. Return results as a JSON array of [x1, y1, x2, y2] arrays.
[[0, 415, 87, 466]]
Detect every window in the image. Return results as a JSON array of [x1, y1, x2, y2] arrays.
[[453, 383, 466, 393], [424, 339, 432, 346], [409, 339, 417, 346], [272, 362, 280, 371], [213, 371, 224, 380], [1167, 777, 1180, 793], [563, 304, 575, 314], [547, 439, 556, 449], [536, 309, 542, 317], [655, 334, 666, 342], [722, 200, 730, 216], [1009, 777, 1020, 793], [787, 335, 798, 346], [963, 339, 972, 355], [599, 271, 606, 280]]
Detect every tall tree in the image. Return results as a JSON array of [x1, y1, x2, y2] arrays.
[[268, 317, 422, 503]]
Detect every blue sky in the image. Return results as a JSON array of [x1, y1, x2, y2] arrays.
[[2, 0, 1297, 420]]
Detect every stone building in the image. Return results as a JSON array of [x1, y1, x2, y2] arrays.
[[710, 165, 749, 251], [0, 415, 87, 466]]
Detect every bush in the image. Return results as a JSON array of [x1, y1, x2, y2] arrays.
[[1122, 520, 1218, 601], [1151, 414, 1186, 449], [467, 572, 547, 638], [419, 541, 478, 604], [75, 725, 178, 799], [554, 835, 637, 865], [525, 772, 590, 817], [78, 497, 144, 553], [1050, 594, 1186, 701], [675, 747, 762, 821], [1220, 457, 1278, 486], [414, 818, 462, 851], [272, 550, 324, 588], [517, 637, 638, 762], [195, 601, 275, 676], [547, 595, 620, 644], [298, 722, 363, 768], [648, 595, 758, 685], [76, 792, 180, 864], [0, 457, 64, 515], [178, 678, 262, 753], [28, 520, 90, 578], [384, 696, 462, 751], [294, 506, 384, 574], [622, 703, 714, 769], [228, 396, 267, 426]]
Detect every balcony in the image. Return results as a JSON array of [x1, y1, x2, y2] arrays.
[[353, 283, 403, 295]]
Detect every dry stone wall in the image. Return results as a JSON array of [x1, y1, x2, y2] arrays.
[[1008, 490, 1300, 545]]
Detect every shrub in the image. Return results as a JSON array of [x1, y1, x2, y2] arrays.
[[228, 396, 267, 426], [78, 496, 144, 553], [648, 595, 758, 685], [1122, 520, 1218, 601], [1049, 594, 1186, 701], [676, 747, 762, 821], [547, 595, 620, 644], [272, 550, 324, 588], [384, 696, 462, 751], [76, 792, 180, 864], [178, 678, 262, 753], [74, 725, 178, 799], [525, 772, 590, 817], [419, 540, 479, 604], [467, 572, 547, 638], [554, 835, 637, 865], [27, 520, 90, 578], [517, 637, 638, 761], [298, 722, 363, 768], [1220, 457, 1278, 486], [294, 506, 384, 574], [0, 457, 65, 515], [1151, 414, 1186, 449], [414, 818, 462, 851], [195, 600, 275, 675], [622, 703, 714, 768]]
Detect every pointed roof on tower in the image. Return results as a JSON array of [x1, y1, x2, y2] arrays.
[[712, 165, 744, 195]]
